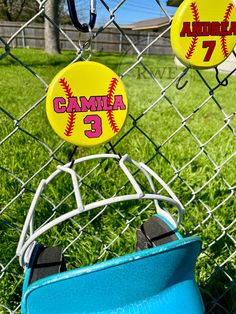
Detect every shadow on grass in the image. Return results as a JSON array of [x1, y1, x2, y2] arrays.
[[200, 271, 236, 314], [199, 236, 236, 314]]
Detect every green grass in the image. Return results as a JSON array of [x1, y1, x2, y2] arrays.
[[0, 48, 235, 313]]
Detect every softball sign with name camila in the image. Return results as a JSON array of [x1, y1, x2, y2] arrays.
[[46, 62, 128, 146], [171, 0, 236, 69]]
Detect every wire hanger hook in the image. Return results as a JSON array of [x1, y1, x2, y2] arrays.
[[176, 68, 189, 90], [215, 67, 228, 87]]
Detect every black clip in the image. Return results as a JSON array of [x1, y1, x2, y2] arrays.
[[176, 68, 189, 90], [215, 67, 228, 87], [67, 0, 96, 33], [68, 146, 78, 168]]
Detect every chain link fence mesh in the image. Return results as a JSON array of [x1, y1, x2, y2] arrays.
[[0, 1, 235, 313]]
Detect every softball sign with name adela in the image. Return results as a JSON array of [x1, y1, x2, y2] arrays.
[[46, 61, 128, 146], [171, 0, 236, 69]]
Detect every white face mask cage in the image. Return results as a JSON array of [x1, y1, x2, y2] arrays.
[[16, 154, 185, 267]]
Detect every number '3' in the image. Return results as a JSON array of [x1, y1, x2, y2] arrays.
[[84, 115, 102, 138]]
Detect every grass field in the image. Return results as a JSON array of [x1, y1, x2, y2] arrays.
[[0, 49, 235, 313]]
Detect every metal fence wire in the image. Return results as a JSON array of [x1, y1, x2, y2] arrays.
[[0, 0, 235, 313]]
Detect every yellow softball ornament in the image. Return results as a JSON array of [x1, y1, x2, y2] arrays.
[[46, 62, 128, 147], [171, 0, 236, 69]]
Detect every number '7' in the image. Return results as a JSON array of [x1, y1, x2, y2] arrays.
[[202, 41, 216, 62]]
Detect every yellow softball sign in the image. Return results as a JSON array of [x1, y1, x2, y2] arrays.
[[46, 62, 128, 147], [171, 0, 236, 69]]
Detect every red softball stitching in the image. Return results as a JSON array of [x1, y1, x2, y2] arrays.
[[221, 3, 234, 58], [106, 78, 119, 134], [185, 2, 200, 60], [59, 77, 76, 137]]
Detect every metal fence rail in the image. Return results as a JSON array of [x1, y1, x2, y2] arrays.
[[0, 1, 235, 313]]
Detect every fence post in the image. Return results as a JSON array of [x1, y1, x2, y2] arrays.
[[22, 27, 26, 48], [147, 32, 150, 55], [119, 33, 122, 53]]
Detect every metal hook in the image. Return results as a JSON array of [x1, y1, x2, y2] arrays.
[[67, 0, 96, 33], [215, 67, 228, 87], [176, 68, 189, 90]]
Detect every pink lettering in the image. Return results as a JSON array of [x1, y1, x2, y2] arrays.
[[53, 97, 66, 113], [67, 97, 81, 113], [113, 95, 126, 110], [96, 96, 103, 111], [102, 96, 113, 111], [80, 96, 96, 112], [53, 95, 127, 113]]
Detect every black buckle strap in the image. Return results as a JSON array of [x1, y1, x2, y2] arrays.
[[136, 216, 178, 251], [29, 245, 66, 285]]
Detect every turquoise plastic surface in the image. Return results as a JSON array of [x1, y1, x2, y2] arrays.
[[21, 236, 204, 313]]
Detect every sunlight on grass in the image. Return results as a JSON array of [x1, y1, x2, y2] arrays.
[[0, 49, 235, 312]]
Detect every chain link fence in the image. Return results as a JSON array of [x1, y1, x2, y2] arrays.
[[0, 1, 235, 313]]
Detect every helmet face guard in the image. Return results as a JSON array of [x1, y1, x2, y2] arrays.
[[17, 153, 184, 267]]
